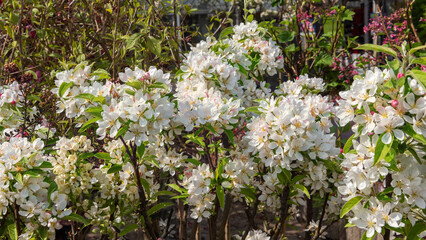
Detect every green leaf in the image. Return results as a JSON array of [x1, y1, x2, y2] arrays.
[[277, 168, 291, 184], [107, 164, 122, 174], [168, 184, 184, 193], [10, 12, 19, 25], [78, 117, 100, 133], [277, 30, 295, 43], [79, 152, 95, 160], [39, 161, 53, 169], [62, 213, 89, 226], [147, 36, 162, 56], [290, 175, 306, 184], [223, 129, 234, 145], [217, 185, 225, 209], [294, 184, 310, 199], [7, 223, 17, 240], [340, 196, 363, 218], [91, 69, 110, 80], [14, 173, 23, 185], [219, 27, 234, 39], [402, 125, 426, 144], [92, 96, 106, 104], [74, 93, 95, 101], [115, 125, 129, 138], [240, 187, 256, 201], [137, 144, 145, 159], [356, 44, 397, 58], [148, 82, 168, 90], [58, 82, 74, 98], [184, 158, 201, 166], [343, 133, 356, 154], [345, 222, 356, 227], [237, 64, 248, 76], [48, 182, 58, 202], [247, 14, 254, 22], [147, 202, 174, 216], [409, 45, 426, 55], [411, 57, 426, 66], [95, 152, 112, 160], [341, 9, 355, 21], [407, 221, 426, 240], [407, 148, 423, 165], [154, 190, 175, 197], [118, 223, 139, 237], [126, 33, 142, 50], [140, 178, 151, 197], [374, 134, 393, 165], [126, 80, 142, 90], [244, 106, 262, 115], [409, 70, 426, 90], [86, 106, 103, 113]]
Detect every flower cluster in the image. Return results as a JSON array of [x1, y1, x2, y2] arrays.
[[363, 9, 417, 45], [181, 163, 216, 222], [0, 137, 68, 239], [175, 21, 283, 132], [245, 76, 340, 212], [336, 67, 426, 238], [53, 65, 174, 144]]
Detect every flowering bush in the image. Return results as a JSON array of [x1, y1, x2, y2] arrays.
[[336, 43, 426, 239], [0, 14, 425, 240]]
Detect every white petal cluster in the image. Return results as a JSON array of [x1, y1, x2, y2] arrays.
[[175, 21, 284, 132], [336, 67, 426, 237], [53, 66, 174, 144], [0, 137, 67, 238], [181, 163, 215, 222], [245, 76, 339, 211], [245, 229, 270, 240]]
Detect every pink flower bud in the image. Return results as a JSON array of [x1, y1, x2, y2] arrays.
[[11, 100, 16, 105], [340, 148, 343, 154], [370, 111, 375, 115], [397, 73, 404, 79], [391, 100, 398, 108]]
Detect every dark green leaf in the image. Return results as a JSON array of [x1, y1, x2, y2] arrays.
[[95, 152, 112, 160], [147, 36, 162, 56], [78, 117, 100, 133], [62, 213, 89, 226], [107, 164, 122, 174], [147, 202, 174, 216], [39, 161, 53, 169], [402, 125, 426, 144], [184, 158, 201, 166], [118, 224, 139, 237], [407, 221, 426, 240], [219, 27, 234, 39]]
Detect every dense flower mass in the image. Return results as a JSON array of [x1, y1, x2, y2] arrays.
[[336, 66, 426, 238], [1, 16, 425, 240], [244, 75, 342, 219]]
